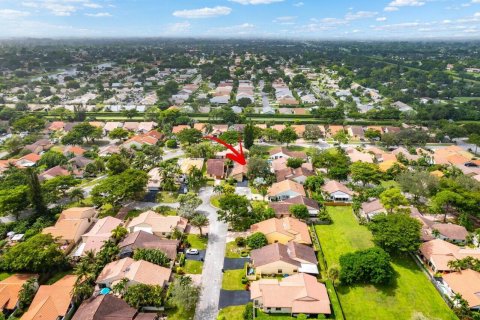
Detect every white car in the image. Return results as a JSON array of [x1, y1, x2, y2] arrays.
[[186, 248, 199, 255]]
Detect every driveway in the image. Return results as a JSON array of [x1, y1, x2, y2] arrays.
[[194, 187, 228, 320], [185, 250, 206, 261], [223, 258, 250, 270], [218, 290, 250, 309]]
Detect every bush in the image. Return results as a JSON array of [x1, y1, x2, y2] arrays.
[[317, 314, 327, 319], [339, 247, 394, 285], [317, 207, 332, 224], [297, 314, 307, 320], [179, 253, 186, 267], [176, 266, 185, 275], [241, 276, 248, 284], [247, 232, 268, 249], [241, 250, 249, 257], [235, 237, 246, 247], [243, 302, 253, 320], [166, 139, 178, 148]]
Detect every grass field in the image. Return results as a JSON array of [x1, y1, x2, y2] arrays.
[[222, 269, 245, 290], [217, 306, 244, 320], [187, 234, 207, 250], [225, 241, 243, 258], [0, 272, 12, 281], [453, 97, 480, 102], [314, 207, 457, 320], [185, 260, 203, 274]]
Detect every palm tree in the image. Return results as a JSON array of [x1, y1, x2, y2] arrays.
[[190, 213, 209, 237], [328, 267, 340, 286], [112, 278, 129, 296], [71, 280, 94, 304], [111, 226, 128, 243]]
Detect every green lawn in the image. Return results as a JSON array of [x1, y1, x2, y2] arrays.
[[381, 180, 400, 189], [0, 272, 12, 281], [453, 96, 480, 102], [187, 234, 207, 250], [166, 306, 195, 320], [184, 260, 203, 274], [315, 207, 457, 320], [217, 305, 245, 320], [210, 195, 221, 208], [157, 191, 178, 203], [222, 269, 246, 290], [225, 241, 247, 258]]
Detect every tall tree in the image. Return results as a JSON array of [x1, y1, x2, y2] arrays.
[[379, 188, 408, 214], [243, 123, 255, 150], [26, 168, 46, 216], [279, 127, 298, 146], [190, 213, 209, 236]]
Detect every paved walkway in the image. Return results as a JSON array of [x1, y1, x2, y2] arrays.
[[194, 187, 228, 320]]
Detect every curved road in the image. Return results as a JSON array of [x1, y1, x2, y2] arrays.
[[194, 187, 228, 320]]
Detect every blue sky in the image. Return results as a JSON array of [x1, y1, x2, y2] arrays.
[[0, 0, 479, 39]]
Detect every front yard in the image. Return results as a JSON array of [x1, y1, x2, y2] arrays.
[[221, 269, 245, 290], [184, 260, 203, 274], [187, 234, 207, 250], [314, 206, 457, 320]]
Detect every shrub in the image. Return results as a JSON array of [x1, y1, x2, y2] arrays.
[[339, 247, 394, 285], [235, 237, 246, 247], [243, 302, 253, 320], [241, 250, 249, 257], [317, 207, 332, 224], [247, 232, 267, 249], [176, 266, 185, 275], [179, 253, 186, 267], [166, 139, 177, 148], [297, 314, 307, 320]]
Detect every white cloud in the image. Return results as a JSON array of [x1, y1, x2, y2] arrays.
[[384, 6, 399, 11], [376, 17, 387, 21], [229, 0, 283, 4], [0, 9, 30, 19], [293, 2, 304, 7], [166, 22, 191, 33], [85, 12, 112, 17], [173, 6, 231, 19], [389, 0, 425, 6], [475, 12, 480, 17], [345, 11, 378, 20], [273, 16, 297, 24], [83, 3, 102, 9], [21, 0, 103, 16]]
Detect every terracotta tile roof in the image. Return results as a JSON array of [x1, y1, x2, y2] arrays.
[[119, 231, 179, 260], [271, 158, 288, 172], [431, 223, 468, 242], [206, 159, 225, 178], [124, 134, 158, 147], [321, 180, 353, 196], [48, 121, 65, 131], [250, 273, 330, 314], [284, 196, 319, 210], [81, 216, 123, 254], [268, 180, 306, 197], [0, 274, 36, 310], [103, 122, 122, 132], [20, 153, 41, 163], [72, 294, 137, 320], [361, 199, 385, 215], [172, 125, 189, 134], [251, 243, 300, 268], [268, 202, 291, 217], [127, 211, 187, 234], [42, 207, 96, 244], [39, 166, 70, 181], [250, 217, 312, 245], [21, 275, 76, 320], [269, 147, 307, 159], [64, 145, 86, 156], [96, 257, 171, 287], [443, 269, 480, 308], [123, 122, 140, 131], [420, 239, 480, 271]]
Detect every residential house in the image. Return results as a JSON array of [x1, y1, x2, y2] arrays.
[[122, 134, 158, 149], [42, 207, 97, 252], [179, 158, 204, 175], [98, 144, 120, 157], [69, 156, 93, 170], [0, 274, 37, 313], [250, 217, 312, 245], [73, 216, 123, 257], [172, 125, 190, 134], [64, 145, 86, 157], [48, 121, 65, 132], [347, 126, 365, 140], [230, 162, 248, 182], [123, 122, 140, 132], [15, 153, 41, 167], [250, 242, 318, 276], [275, 163, 314, 184], [206, 159, 226, 179], [321, 181, 354, 202], [442, 269, 480, 310], [39, 166, 72, 181], [72, 294, 156, 320], [268, 180, 306, 201], [20, 275, 76, 320], [138, 122, 156, 133], [103, 122, 122, 134], [250, 273, 330, 316], [127, 211, 187, 237], [147, 167, 161, 191], [269, 147, 307, 160], [393, 101, 413, 112], [119, 230, 179, 260], [24, 139, 53, 154], [96, 257, 171, 289], [419, 239, 480, 273], [430, 223, 469, 244], [360, 199, 386, 220], [284, 196, 320, 216]]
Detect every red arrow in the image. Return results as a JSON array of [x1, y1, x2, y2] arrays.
[[203, 136, 246, 165]]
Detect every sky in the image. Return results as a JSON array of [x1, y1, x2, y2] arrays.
[[0, 0, 479, 39]]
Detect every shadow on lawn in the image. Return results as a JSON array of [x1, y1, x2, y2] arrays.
[[336, 266, 400, 297]]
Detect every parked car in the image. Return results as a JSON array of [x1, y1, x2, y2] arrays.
[[186, 248, 199, 255]]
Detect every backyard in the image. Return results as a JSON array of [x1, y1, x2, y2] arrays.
[[314, 206, 458, 320]]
